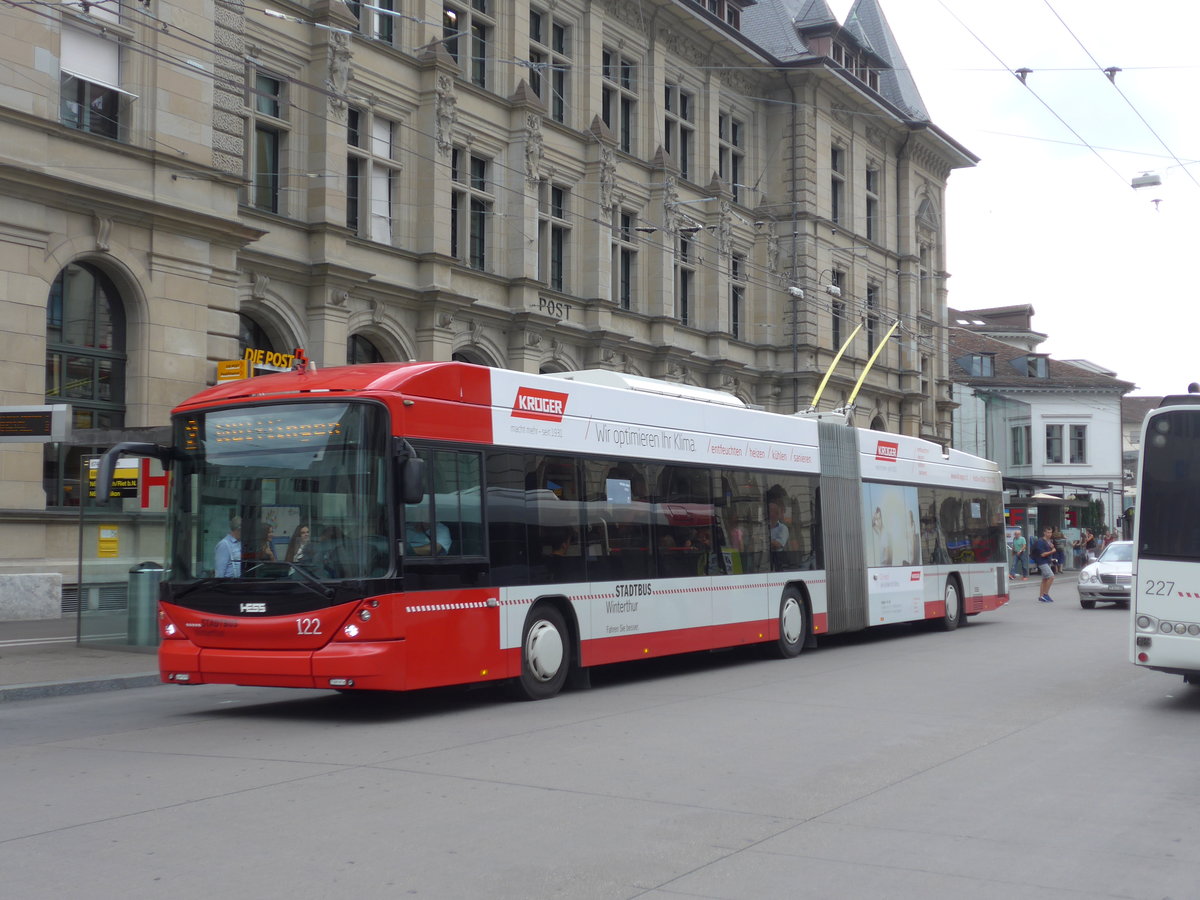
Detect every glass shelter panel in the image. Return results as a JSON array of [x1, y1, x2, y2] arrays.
[[78, 454, 168, 649]]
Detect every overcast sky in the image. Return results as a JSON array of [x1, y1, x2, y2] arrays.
[[829, 0, 1199, 396]]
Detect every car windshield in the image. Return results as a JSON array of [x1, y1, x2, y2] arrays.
[[1099, 542, 1132, 563]]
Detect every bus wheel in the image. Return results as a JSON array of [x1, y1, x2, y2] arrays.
[[516, 605, 569, 700], [772, 590, 808, 659], [936, 578, 962, 632]]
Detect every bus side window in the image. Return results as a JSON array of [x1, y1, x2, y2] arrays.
[[485, 452, 531, 585], [656, 465, 715, 577], [411, 448, 483, 558], [586, 460, 652, 581], [527, 454, 583, 584], [720, 469, 767, 574], [765, 474, 819, 571]]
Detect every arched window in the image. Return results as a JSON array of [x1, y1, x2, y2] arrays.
[[348, 334, 385, 364], [452, 350, 491, 366], [43, 263, 127, 506], [238, 313, 274, 357]]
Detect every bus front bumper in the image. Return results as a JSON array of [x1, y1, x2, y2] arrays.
[[160, 640, 411, 692]]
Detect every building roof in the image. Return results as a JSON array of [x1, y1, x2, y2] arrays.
[[948, 304, 1036, 331], [844, 0, 929, 120], [739, 0, 929, 120], [949, 328, 1134, 392], [794, 0, 839, 29], [1122, 395, 1162, 426], [740, 0, 813, 60]]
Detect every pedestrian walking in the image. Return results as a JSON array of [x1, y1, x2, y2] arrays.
[[1010, 532, 1028, 580], [1032, 526, 1057, 602]]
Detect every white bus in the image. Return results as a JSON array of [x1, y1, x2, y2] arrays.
[[1131, 387, 1200, 683]]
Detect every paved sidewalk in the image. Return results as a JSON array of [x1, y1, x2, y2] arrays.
[[0, 619, 159, 703]]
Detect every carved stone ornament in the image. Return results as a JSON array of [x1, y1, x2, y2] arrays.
[[599, 146, 617, 222], [251, 271, 270, 300], [435, 74, 457, 158], [525, 113, 545, 187], [603, 0, 646, 31], [326, 32, 352, 121], [660, 27, 705, 68], [94, 214, 111, 252], [766, 230, 781, 275], [662, 176, 680, 235], [436, 311, 455, 328], [526, 332, 542, 347], [717, 200, 733, 257], [716, 64, 754, 96], [329, 288, 349, 307]]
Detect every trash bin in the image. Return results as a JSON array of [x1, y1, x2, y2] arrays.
[[127, 561, 163, 646]]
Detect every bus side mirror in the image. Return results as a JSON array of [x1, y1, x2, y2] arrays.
[[96, 442, 173, 500], [401, 457, 426, 506]]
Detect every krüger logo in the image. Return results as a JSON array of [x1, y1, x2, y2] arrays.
[[875, 440, 899, 462], [512, 387, 569, 422]]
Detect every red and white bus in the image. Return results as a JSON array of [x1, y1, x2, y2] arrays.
[[98, 362, 1008, 699]]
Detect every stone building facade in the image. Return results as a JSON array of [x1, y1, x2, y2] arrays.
[[0, 0, 975, 615]]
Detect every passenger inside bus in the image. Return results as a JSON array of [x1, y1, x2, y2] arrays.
[[407, 519, 451, 556]]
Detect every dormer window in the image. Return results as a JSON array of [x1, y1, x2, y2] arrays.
[[690, 0, 741, 31], [957, 353, 994, 377], [1011, 355, 1049, 378]]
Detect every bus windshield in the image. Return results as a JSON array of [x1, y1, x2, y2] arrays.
[[169, 401, 391, 581], [1140, 409, 1200, 561]]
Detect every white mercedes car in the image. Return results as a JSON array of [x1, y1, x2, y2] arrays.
[[1077, 540, 1133, 609]]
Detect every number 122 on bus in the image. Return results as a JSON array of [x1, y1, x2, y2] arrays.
[[97, 363, 1008, 701]]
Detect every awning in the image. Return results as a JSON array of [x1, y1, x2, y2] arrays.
[[61, 68, 140, 100]]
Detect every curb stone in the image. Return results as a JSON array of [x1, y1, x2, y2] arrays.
[[0, 673, 161, 703]]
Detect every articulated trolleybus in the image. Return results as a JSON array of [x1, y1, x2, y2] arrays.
[[99, 362, 1007, 699], [1131, 386, 1200, 683]]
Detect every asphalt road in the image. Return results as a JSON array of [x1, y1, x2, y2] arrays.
[[3, 576, 1195, 899]]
